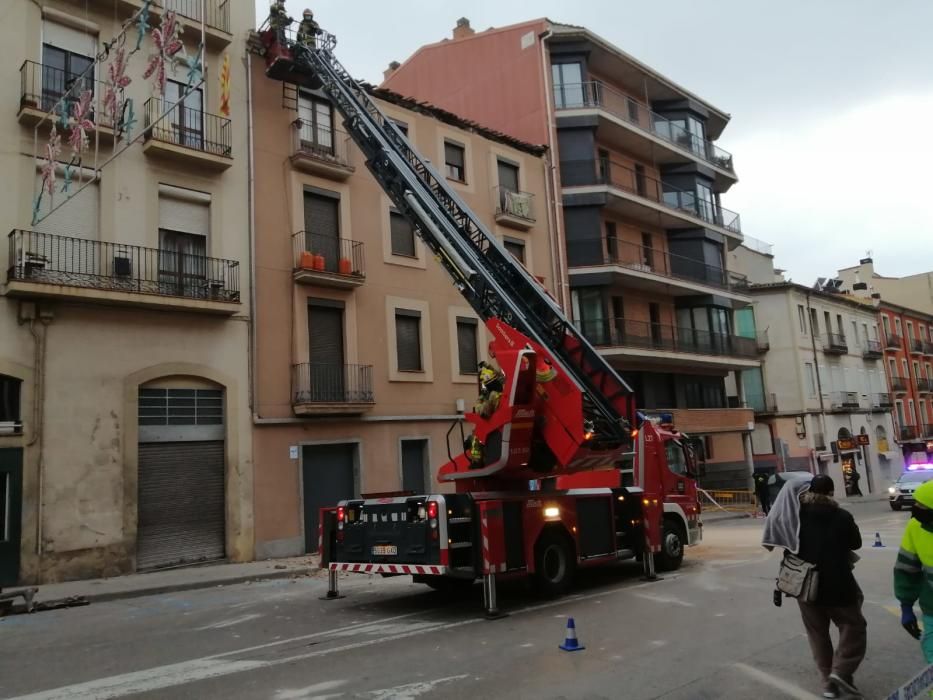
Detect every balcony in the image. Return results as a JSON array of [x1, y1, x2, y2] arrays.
[[18, 62, 116, 142], [569, 238, 748, 299], [552, 82, 736, 189], [290, 122, 355, 180], [924, 341, 933, 356], [292, 363, 375, 415], [829, 391, 861, 412], [813, 432, 827, 451], [493, 186, 536, 230], [577, 317, 760, 370], [917, 378, 933, 394], [890, 375, 908, 393], [142, 98, 232, 170], [84, 0, 232, 46], [756, 331, 770, 353], [822, 332, 848, 355], [560, 158, 742, 239], [862, 339, 883, 360], [885, 333, 903, 350], [6, 229, 240, 314], [898, 425, 920, 442], [292, 231, 365, 289], [749, 392, 778, 415], [910, 338, 925, 354], [924, 425, 933, 439], [873, 392, 894, 409]]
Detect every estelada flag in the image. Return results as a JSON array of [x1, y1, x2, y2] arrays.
[[219, 52, 231, 116]]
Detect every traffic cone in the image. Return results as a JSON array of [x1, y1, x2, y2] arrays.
[[873, 532, 885, 548], [558, 617, 585, 651]]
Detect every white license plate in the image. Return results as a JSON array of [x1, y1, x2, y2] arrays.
[[372, 545, 397, 556]]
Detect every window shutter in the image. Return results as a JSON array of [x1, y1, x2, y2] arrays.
[[303, 192, 340, 239], [158, 188, 210, 236], [43, 20, 97, 58], [456, 318, 478, 374], [308, 304, 344, 366], [445, 142, 464, 169], [395, 311, 422, 371], [390, 212, 415, 257], [504, 239, 525, 264], [497, 160, 519, 192]]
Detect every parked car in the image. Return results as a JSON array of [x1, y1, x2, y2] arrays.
[[889, 468, 933, 510], [767, 470, 813, 503]]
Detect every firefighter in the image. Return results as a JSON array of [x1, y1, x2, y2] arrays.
[[269, 0, 293, 45], [474, 360, 505, 418], [296, 9, 320, 48], [894, 479, 933, 663]]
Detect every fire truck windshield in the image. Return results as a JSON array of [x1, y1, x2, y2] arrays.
[[665, 440, 688, 476]]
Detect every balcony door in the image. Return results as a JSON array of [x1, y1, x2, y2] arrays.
[[303, 191, 340, 273], [165, 80, 204, 150], [298, 94, 334, 156], [308, 301, 345, 402], [159, 230, 207, 298], [41, 44, 94, 112], [552, 62, 584, 109]]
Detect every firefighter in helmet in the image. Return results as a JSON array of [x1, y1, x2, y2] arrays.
[[269, 0, 293, 45], [296, 9, 320, 48], [474, 360, 505, 418]]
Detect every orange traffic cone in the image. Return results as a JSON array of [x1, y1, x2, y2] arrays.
[[559, 617, 585, 651]]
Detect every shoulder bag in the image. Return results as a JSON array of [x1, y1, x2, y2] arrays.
[[776, 552, 819, 603]]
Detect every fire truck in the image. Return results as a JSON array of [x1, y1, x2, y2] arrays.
[[256, 22, 702, 615]]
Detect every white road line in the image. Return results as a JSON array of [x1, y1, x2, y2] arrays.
[[367, 674, 468, 699], [632, 592, 694, 607], [733, 662, 821, 700], [197, 613, 262, 631], [7, 578, 665, 700], [273, 680, 348, 700]]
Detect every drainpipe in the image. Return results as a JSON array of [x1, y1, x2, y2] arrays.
[[246, 53, 257, 414], [538, 29, 569, 311], [24, 316, 49, 559], [805, 291, 828, 470]]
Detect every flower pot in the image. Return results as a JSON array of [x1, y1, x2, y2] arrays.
[[312, 254, 325, 271], [299, 250, 315, 269], [338, 257, 352, 275]]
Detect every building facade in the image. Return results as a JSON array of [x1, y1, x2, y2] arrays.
[[248, 53, 557, 558], [743, 280, 897, 495], [382, 18, 762, 489], [0, 1, 254, 585], [837, 258, 933, 316]]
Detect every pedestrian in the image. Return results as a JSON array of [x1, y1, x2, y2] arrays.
[[296, 9, 320, 48], [762, 474, 865, 699], [849, 469, 862, 497], [893, 479, 933, 663], [754, 470, 771, 515]]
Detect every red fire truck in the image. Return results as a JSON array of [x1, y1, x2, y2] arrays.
[[256, 22, 702, 615]]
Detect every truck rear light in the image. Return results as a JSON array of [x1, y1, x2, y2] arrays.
[[337, 506, 345, 532], [427, 501, 438, 520]]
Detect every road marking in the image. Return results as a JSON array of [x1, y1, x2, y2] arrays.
[[632, 592, 694, 607], [7, 578, 665, 699], [368, 674, 468, 699], [196, 613, 262, 630], [274, 680, 348, 700], [734, 662, 821, 699]]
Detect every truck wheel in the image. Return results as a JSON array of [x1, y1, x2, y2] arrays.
[[655, 520, 685, 572], [534, 529, 575, 597]]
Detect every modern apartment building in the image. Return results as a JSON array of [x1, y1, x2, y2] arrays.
[[0, 1, 254, 585], [382, 18, 761, 489], [247, 50, 557, 558], [743, 280, 897, 495]]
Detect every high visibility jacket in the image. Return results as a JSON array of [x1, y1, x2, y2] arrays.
[[894, 480, 933, 615]]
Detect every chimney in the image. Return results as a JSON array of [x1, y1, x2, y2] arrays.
[[383, 60, 400, 81], [453, 17, 475, 40]]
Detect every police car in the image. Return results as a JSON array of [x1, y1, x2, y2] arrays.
[[889, 465, 933, 510]]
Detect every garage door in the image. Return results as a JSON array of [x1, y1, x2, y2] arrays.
[[303, 443, 355, 553], [137, 387, 225, 570]]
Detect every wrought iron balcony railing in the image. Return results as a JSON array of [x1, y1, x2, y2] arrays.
[[292, 122, 353, 168], [144, 98, 232, 158], [560, 158, 742, 233], [292, 363, 374, 404], [292, 231, 365, 279], [552, 81, 735, 173], [7, 229, 239, 302], [493, 186, 536, 223]]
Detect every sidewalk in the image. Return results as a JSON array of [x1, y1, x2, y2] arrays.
[[13, 555, 323, 607]]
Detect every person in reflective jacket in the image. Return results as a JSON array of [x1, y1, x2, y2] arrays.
[[894, 479, 933, 662]]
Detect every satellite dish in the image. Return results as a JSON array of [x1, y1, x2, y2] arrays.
[[814, 277, 827, 290]]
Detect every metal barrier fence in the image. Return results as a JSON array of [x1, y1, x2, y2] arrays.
[[699, 489, 758, 512]]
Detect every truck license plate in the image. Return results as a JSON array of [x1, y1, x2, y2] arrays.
[[372, 545, 397, 556]]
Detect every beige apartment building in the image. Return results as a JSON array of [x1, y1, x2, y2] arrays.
[[248, 54, 557, 557], [0, 1, 254, 585]]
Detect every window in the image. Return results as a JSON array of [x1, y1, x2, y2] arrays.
[[665, 441, 687, 476], [809, 308, 819, 336], [0, 375, 22, 429], [389, 118, 408, 137], [641, 233, 654, 269], [823, 311, 832, 337], [504, 237, 525, 264], [909, 400, 916, 424], [497, 160, 519, 193], [298, 94, 334, 154], [165, 80, 204, 150], [896, 400, 906, 426], [551, 62, 584, 109], [696, 182, 715, 222], [883, 315, 891, 336], [862, 323, 870, 343], [851, 320, 859, 345], [908, 321, 915, 339], [456, 317, 479, 375], [159, 230, 207, 296], [903, 359, 910, 377], [41, 43, 94, 112], [889, 358, 898, 378], [798, 305, 807, 335], [921, 401, 928, 425], [804, 363, 817, 398], [572, 288, 606, 344], [751, 424, 774, 455], [390, 211, 416, 257], [138, 388, 223, 426], [684, 377, 725, 409], [303, 190, 340, 273], [401, 439, 428, 493], [686, 116, 706, 156], [836, 314, 844, 336], [896, 318, 903, 335], [444, 141, 466, 182], [605, 222, 618, 262], [395, 310, 423, 372], [914, 361, 921, 380], [926, 363, 932, 379]]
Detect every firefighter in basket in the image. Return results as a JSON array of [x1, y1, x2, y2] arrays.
[[474, 360, 505, 419], [269, 0, 293, 45], [296, 9, 320, 48]]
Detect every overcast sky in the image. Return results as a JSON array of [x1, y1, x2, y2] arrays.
[[258, 1, 933, 285]]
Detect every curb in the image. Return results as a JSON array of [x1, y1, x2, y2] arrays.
[[35, 566, 318, 607]]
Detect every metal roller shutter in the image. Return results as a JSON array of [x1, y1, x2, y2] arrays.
[[159, 192, 210, 236], [137, 440, 225, 570], [302, 443, 355, 553], [303, 191, 339, 272], [34, 177, 99, 240], [42, 20, 97, 58]]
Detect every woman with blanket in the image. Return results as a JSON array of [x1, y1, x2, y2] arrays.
[[762, 474, 865, 699]]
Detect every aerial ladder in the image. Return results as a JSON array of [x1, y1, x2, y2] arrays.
[[256, 24, 702, 615]]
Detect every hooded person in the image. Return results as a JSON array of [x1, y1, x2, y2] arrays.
[[894, 479, 933, 662], [761, 476, 811, 553]]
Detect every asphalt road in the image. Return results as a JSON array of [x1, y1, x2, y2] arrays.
[[0, 499, 926, 699]]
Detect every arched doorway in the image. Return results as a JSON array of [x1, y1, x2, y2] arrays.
[[837, 427, 862, 497], [137, 377, 226, 570]]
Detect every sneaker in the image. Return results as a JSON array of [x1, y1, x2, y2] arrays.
[[821, 680, 838, 698], [829, 673, 862, 698]]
